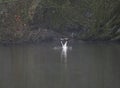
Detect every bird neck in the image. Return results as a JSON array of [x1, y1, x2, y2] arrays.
[[61, 41, 63, 46], [61, 41, 68, 47], [64, 41, 67, 46]]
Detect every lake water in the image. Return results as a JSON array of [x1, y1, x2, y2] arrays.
[[0, 42, 120, 88]]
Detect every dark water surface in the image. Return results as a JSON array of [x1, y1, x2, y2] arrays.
[[0, 43, 120, 88]]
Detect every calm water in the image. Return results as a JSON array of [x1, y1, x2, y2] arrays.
[[0, 43, 120, 88]]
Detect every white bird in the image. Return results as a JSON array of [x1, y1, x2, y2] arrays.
[[61, 40, 68, 60], [61, 40, 68, 51]]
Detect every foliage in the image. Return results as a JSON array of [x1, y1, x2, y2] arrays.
[[0, 0, 17, 3], [33, 0, 120, 40], [0, 0, 33, 41], [1, 0, 120, 43]]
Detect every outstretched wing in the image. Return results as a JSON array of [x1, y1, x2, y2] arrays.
[[61, 41, 64, 46]]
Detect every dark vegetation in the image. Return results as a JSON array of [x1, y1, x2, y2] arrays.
[[0, 0, 120, 44]]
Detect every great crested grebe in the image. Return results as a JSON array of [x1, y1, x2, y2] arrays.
[[61, 40, 68, 50], [60, 38, 68, 60], [60, 38, 68, 50]]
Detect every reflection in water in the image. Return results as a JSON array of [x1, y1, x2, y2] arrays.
[[60, 39, 68, 62], [61, 44, 68, 64], [60, 39, 72, 64], [0, 43, 120, 88], [61, 45, 68, 70]]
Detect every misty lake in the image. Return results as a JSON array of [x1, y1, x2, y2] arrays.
[[0, 42, 120, 88]]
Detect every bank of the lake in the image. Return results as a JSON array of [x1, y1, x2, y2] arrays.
[[1, 0, 120, 44]]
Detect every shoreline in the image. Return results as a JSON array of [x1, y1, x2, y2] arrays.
[[0, 38, 120, 46]]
